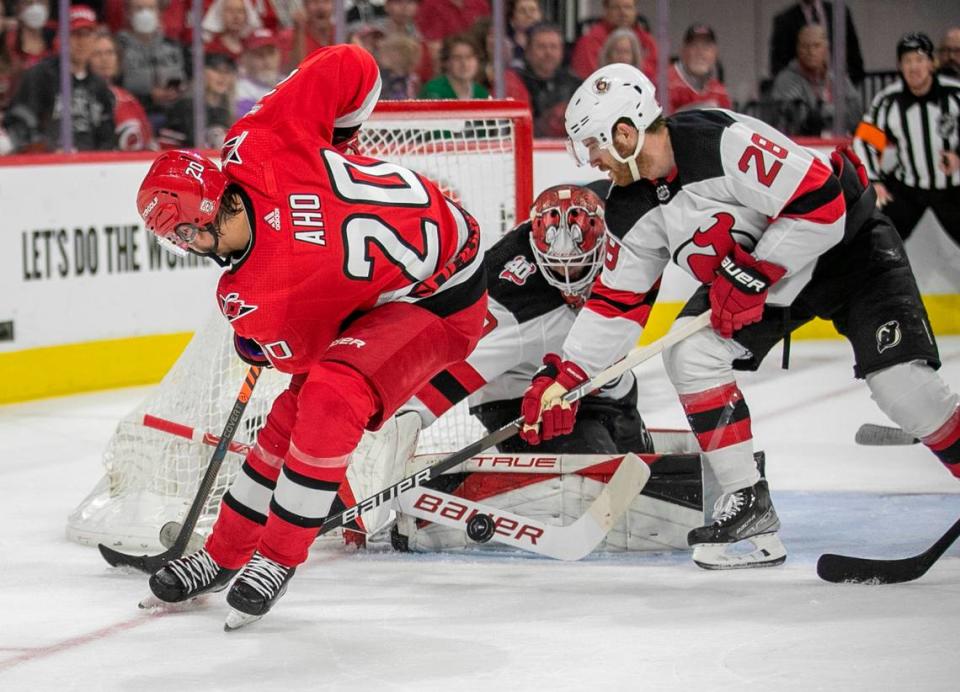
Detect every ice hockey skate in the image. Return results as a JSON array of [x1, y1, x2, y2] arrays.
[[139, 548, 239, 609], [687, 479, 786, 570], [223, 552, 296, 631]]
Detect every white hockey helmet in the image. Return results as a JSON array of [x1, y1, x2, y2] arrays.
[[564, 63, 662, 180]]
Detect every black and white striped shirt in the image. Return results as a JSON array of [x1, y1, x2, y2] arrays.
[[853, 75, 960, 190]]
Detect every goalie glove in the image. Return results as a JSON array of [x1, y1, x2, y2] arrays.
[[520, 354, 589, 445], [234, 334, 272, 368], [708, 245, 786, 339]]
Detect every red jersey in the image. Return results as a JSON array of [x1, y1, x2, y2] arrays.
[[415, 0, 491, 42], [216, 45, 485, 375], [667, 62, 732, 114], [111, 84, 154, 151]]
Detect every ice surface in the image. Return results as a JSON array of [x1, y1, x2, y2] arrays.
[[1, 339, 958, 691]]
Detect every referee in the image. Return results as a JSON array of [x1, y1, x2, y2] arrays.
[[853, 32, 960, 246]]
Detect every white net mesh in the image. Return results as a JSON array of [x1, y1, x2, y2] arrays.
[[67, 102, 530, 551]]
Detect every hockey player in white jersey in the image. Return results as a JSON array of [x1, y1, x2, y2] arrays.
[[519, 63, 960, 570], [404, 181, 654, 456]]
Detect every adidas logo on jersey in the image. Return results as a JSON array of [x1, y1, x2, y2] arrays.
[[263, 208, 281, 231]]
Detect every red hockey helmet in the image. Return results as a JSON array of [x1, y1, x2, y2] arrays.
[[136, 150, 228, 256], [529, 184, 606, 297]]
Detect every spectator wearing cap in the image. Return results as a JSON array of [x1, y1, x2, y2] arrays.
[[852, 32, 960, 250], [770, 0, 864, 85], [770, 23, 860, 136], [0, 5, 115, 154], [158, 51, 237, 149], [598, 27, 644, 70], [571, 0, 657, 81], [419, 33, 487, 100], [291, 0, 335, 66], [116, 0, 187, 123], [667, 24, 731, 114], [381, 0, 433, 84], [938, 27, 960, 79], [203, 0, 262, 61], [517, 23, 579, 137], [414, 0, 490, 74], [235, 27, 282, 117], [88, 27, 154, 150]]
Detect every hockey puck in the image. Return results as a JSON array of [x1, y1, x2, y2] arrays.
[[466, 513, 496, 543]]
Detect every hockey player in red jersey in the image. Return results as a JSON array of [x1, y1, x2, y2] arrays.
[[520, 63, 960, 570], [135, 44, 487, 628]]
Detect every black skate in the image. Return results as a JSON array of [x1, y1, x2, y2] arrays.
[[687, 479, 786, 570], [224, 552, 296, 631], [141, 549, 238, 608]]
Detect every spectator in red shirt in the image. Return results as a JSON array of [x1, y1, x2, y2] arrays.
[[89, 28, 155, 150], [414, 0, 489, 71], [598, 27, 644, 70], [570, 0, 657, 80], [203, 0, 262, 61], [667, 24, 731, 114], [292, 0, 335, 65]]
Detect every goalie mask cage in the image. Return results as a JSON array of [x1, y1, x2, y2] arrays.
[[66, 100, 533, 551]]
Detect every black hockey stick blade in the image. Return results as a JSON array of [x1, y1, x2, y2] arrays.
[[98, 366, 263, 573], [817, 516, 960, 584], [854, 423, 919, 446]]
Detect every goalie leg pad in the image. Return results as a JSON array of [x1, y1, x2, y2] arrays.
[[343, 411, 422, 535]]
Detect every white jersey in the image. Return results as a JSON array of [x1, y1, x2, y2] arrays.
[[404, 222, 634, 427], [564, 109, 847, 376]]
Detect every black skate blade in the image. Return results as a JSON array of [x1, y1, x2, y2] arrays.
[[98, 543, 174, 574], [817, 553, 922, 584]]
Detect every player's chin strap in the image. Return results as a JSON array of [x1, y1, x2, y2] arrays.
[[609, 129, 645, 182]]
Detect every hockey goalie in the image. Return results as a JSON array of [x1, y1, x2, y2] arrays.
[[343, 183, 719, 559]]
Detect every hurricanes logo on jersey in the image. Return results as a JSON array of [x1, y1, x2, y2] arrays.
[[499, 255, 537, 285], [219, 292, 257, 322], [876, 320, 901, 354], [222, 131, 248, 166]]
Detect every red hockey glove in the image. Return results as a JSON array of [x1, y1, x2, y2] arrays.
[[234, 334, 272, 368], [830, 144, 869, 188], [708, 245, 786, 339], [520, 354, 590, 445]]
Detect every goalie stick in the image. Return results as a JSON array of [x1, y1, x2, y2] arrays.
[[817, 516, 960, 584], [312, 311, 712, 539], [98, 366, 263, 573], [397, 453, 651, 560], [854, 423, 919, 446]]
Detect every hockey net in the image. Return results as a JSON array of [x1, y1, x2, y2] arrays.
[[66, 101, 533, 551]]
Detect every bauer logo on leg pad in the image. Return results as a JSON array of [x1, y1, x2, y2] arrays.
[[876, 320, 901, 354]]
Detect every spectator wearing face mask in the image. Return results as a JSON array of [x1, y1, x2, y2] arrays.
[[116, 0, 187, 123], [1, 0, 56, 111]]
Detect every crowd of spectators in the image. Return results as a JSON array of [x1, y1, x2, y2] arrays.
[[0, 0, 957, 155]]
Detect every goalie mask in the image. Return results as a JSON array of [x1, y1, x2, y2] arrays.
[[529, 185, 606, 300], [136, 150, 228, 260]]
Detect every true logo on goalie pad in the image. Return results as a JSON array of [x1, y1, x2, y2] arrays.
[[876, 320, 901, 354]]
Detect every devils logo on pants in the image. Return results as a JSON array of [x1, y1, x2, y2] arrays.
[[876, 320, 901, 353]]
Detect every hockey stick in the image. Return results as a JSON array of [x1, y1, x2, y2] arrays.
[[397, 453, 651, 560], [314, 311, 712, 538], [143, 413, 253, 456], [98, 366, 263, 573], [854, 423, 919, 446], [817, 515, 960, 584]]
